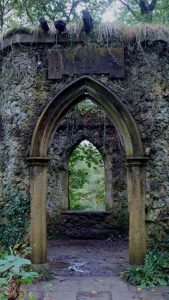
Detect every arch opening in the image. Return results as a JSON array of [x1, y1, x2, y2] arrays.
[[68, 139, 106, 212], [29, 76, 147, 266]]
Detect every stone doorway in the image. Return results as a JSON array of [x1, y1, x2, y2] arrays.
[[28, 76, 147, 265], [47, 99, 128, 240]]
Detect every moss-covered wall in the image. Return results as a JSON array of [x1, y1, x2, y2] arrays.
[[0, 36, 169, 245]]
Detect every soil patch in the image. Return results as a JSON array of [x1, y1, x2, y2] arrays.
[[47, 239, 128, 277]]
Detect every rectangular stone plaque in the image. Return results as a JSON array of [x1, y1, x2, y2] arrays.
[[48, 45, 124, 79]]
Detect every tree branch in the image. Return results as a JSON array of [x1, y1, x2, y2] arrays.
[[149, 0, 157, 12], [25, 3, 33, 23], [132, 0, 140, 5], [118, 0, 139, 19], [42, 2, 55, 21], [67, 0, 81, 22]]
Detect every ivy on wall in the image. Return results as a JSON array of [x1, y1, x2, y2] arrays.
[[0, 189, 30, 248]]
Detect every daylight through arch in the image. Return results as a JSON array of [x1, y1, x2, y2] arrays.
[[69, 139, 106, 212]]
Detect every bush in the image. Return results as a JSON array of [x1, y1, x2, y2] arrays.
[[122, 251, 169, 288], [0, 253, 38, 299]]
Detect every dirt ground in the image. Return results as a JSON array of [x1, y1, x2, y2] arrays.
[[47, 239, 128, 277], [25, 240, 169, 299]]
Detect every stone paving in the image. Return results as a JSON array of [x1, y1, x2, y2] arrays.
[[24, 240, 169, 299], [26, 276, 169, 300]]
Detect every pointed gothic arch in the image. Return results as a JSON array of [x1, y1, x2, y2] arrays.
[[28, 76, 147, 265], [68, 139, 106, 212]]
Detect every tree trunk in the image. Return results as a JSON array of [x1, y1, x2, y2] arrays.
[[0, 14, 4, 30], [139, 0, 157, 20]]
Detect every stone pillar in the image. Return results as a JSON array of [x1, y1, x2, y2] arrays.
[[126, 157, 148, 265], [27, 157, 49, 264]]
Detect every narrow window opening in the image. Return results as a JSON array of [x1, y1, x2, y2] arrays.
[[69, 140, 106, 211]]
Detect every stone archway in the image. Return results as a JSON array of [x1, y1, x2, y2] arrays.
[[28, 76, 147, 265], [55, 133, 116, 214]]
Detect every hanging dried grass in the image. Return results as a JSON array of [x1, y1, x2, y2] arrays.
[[93, 23, 169, 45], [1, 22, 169, 49]]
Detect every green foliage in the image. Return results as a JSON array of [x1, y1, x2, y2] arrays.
[[112, 0, 169, 25], [0, 0, 18, 30], [121, 266, 144, 285], [30, 265, 54, 282], [68, 100, 104, 121], [9, 242, 32, 258], [27, 292, 36, 300], [69, 141, 105, 211], [70, 141, 103, 169], [0, 189, 30, 248], [0, 0, 114, 32], [16, 0, 113, 23], [0, 253, 38, 299], [122, 251, 169, 287], [0, 0, 169, 33]]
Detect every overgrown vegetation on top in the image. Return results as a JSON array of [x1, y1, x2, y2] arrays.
[[122, 250, 169, 288], [0, 0, 169, 50], [1, 22, 169, 52]]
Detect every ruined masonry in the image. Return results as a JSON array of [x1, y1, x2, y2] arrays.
[[0, 31, 169, 265]]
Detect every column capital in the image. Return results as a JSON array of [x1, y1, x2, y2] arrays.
[[26, 157, 50, 166], [126, 156, 148, 167]]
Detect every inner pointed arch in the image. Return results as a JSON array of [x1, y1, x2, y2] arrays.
[[68, 139, 106, 212]]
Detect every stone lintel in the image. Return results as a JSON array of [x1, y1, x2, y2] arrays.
[[126, 157, 148, 167], [26, 157, 50, 166], [1, 32, 168, 52], [1, 33, 68, 51]]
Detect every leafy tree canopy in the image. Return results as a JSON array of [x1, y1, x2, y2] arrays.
[[111, 0, 169, 24], [1, 0, 169, 34], [0, 0, 113, 31]]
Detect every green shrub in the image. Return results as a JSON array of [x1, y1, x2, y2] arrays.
[[122, 251, 169, 288], [30, 266, 54, 282], [0, 254, 38, 299]]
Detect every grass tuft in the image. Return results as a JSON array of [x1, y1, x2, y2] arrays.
[[1, 22, 169, 49]]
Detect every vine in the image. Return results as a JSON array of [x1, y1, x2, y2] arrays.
[[0, 188, 30, 248]]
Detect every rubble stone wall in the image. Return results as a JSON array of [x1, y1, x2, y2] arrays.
[[0, 38, 169, 243]]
